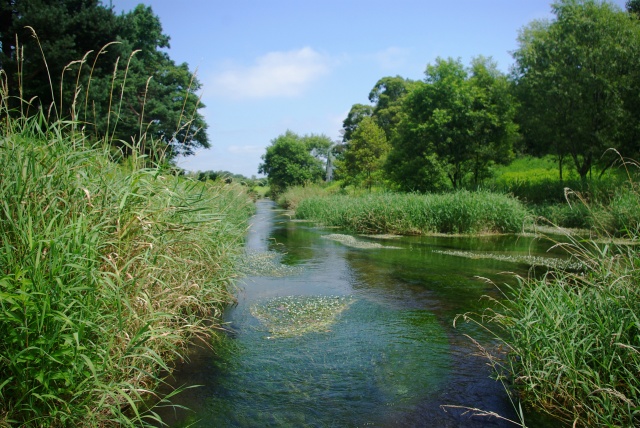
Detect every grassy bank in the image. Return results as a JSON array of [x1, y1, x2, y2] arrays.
[[0, 116, 253, 426], [294, 190, 530, 234], [467, 235, 640, 426], [459, 170, 640, 426]]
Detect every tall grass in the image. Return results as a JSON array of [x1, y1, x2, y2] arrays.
[[0, 34, 255, 426], [277, 183, 337, 211], [294, 190, 530, 235], [459, 164, 640, 426], [0, 113, 252, 425]]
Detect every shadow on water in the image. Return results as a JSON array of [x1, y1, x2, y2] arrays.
[[157, 199, 566, 427]]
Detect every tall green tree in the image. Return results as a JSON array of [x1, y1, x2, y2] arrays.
[[627, 0, 640, 15], [104, 5, 208, 159], [258, 130, 328, 193], [387, 57, 517, 192], [0, 1, 208, 160], [0, 0, 120, 114], [341, 103, 373, 142], [368, 75, 417, 140], [342, 116, 390, 190], [513, 0, 640, 180]]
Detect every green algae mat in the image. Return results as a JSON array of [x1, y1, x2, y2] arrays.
[[250, 295, 355, 337]]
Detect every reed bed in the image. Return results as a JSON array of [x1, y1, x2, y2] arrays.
[[0, 116, 253, 426], [459, 174, 640, 426], [294, 190, 530, 235]]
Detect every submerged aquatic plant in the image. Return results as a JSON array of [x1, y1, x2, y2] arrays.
[[238, 250, 305, 277], [322, 234, 401, 249], [433, 249, 584, 271], [250, 295, 355, 337]]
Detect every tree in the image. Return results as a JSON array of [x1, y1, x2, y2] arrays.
[[343, 116, 390, 190], [341, 103, 373, 142], [0, 0, 120, 114], [467, 56, 519, 185], [258, 130, 327, 193], [0, 1, 208, 160], [368, 75, 417, 140], [513, 0, 640, 180], [387, 57, 517, 192], [90, 4, 208, 159]]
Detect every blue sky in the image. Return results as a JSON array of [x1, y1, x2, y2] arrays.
[[111, 0, 628, 178]]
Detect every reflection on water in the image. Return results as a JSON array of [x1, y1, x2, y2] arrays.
[[159, 199, 565, 427]]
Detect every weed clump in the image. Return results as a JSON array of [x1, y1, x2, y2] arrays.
[[250, 295, 355, 338]]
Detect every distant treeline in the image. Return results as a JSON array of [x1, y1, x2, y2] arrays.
[[260, 1, 640, 194]]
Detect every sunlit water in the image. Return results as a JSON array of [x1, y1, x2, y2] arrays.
[[158, 199, 566, 427]]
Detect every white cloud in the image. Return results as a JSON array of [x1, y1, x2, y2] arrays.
[[210, 47, 332, 99]]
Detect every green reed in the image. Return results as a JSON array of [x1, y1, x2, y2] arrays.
[[294, 190, 530, 235], [0, 115, 253, 426], [459, 168, 640, 426]]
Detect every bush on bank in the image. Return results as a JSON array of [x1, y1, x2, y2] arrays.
[[0, 117, 253, 426]]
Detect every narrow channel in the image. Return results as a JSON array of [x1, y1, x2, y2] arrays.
[[160, 199, 565, 427]]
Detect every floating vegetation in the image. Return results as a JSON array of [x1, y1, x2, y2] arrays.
[[433, 249, 585, 271], [250, 295, 355, 337], [361, 234, 403, 240], [322, 234, 400, 249], [527, 224, 589, 237], [238, 251, 305, 277]]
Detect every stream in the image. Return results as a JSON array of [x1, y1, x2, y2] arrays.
[[158, 199, 566, 427]]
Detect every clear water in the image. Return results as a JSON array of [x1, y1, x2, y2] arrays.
[[158, 200, 566, 427]]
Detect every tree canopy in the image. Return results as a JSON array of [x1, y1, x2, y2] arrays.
[[258, 130, 331, 193], [513, 0, 640, 179], [0, 0, 207, 160], [255, 0, 640, 199], [386, 57, 517, 192], [342, 116, 390, 190]]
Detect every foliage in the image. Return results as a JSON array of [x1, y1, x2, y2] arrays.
[[387, 57, 517, 192], [342, 116, 390, 190], [295, 190, 530, 235], [277, 183, 333, 210], [258, 130, 331, 194], [368, 75, 418, 140], [194, 170, 256, 184], [0, 113, 252, 426], [629, 0, 640, 15], [460, 157, 640, 427], [341, 103, 373, 143], [512, 0, 640, 180], [0, 0, 120, 111], [0, 1, 207, 159]]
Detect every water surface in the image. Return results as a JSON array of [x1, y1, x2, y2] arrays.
[[161, 199, 565, 427]]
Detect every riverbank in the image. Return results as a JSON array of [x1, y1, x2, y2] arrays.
[[0, 118, 253, 426]]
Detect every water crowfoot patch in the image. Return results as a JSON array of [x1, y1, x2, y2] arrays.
[[322, 234, 401, 249], [250, 295, 355, 337], [433, 249, 584, 270], [238, 250, 305, 277]]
